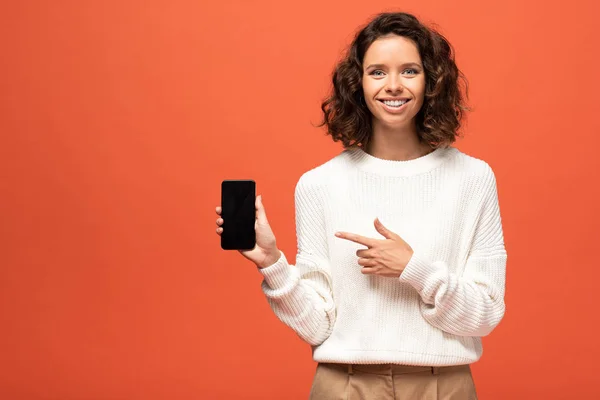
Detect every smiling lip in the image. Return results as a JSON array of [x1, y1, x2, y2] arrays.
[[378, 99, 411, 114]]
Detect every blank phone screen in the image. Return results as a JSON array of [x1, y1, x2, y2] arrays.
[[221, 180, 256, 250]]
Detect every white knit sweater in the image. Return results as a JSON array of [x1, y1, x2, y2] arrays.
[[258, 145, 507, 366]]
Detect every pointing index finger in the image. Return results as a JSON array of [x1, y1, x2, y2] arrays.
[[335, 231, 375, 247]]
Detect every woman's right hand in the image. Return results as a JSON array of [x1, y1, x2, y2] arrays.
[[216, 195, 282, 269]]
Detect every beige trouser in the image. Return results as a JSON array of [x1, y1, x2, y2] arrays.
[[309, 362, 478, 400]]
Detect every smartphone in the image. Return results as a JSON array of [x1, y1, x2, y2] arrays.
[[221, 180, 256, 250]]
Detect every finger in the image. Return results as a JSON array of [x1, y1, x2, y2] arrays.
[[216, 227, 223, 236], [356, 248, 376, 258], [357, 257, 376, 267], [216, 206, 222, 215], [335, 232, 376, 247], [216, 218, 223, 226], [256, 195, 268, 224], [374, 217, 398, 240], [360, 267, 376, 275]]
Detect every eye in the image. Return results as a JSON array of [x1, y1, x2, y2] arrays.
[[370, 69, 418, 76]]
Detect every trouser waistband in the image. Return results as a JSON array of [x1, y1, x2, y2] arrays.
[[321, 362, 471, 376]]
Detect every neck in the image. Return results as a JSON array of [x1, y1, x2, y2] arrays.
[[366, 122, 432, 161]]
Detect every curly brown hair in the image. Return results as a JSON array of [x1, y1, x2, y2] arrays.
[[318, 12, 471, 149]]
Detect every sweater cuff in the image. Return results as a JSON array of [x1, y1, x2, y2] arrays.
[[398, 251, 445, 293], [258, 251, 296, 289]]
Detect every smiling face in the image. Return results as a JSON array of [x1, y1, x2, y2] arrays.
[[361, 34, 426, 132]]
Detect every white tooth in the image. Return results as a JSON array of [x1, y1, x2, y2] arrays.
[[384, 100, 407, 107]]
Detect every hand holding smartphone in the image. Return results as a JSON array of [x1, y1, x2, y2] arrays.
[[216, 180, 282, 268]]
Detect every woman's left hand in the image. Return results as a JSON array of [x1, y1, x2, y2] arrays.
[[335, 218, 414, 278]]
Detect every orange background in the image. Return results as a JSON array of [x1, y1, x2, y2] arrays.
[[1, 1, 599, 399]]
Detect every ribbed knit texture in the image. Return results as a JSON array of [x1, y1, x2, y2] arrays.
[[259, 146, 507, 366]]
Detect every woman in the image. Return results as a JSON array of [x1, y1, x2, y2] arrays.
[[215, 11, 506, 399]]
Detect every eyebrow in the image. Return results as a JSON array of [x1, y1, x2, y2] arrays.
[[365, 62, 422, 70]]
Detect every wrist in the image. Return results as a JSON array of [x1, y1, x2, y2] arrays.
[[257, 249, 282, 269]]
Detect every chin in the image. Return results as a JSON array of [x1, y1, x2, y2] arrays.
[[377, 115, 410, 127]]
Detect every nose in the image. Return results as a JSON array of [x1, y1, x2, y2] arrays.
[[386, 74, 404, 93]]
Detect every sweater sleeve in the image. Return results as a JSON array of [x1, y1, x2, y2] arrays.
[[398, 165, 507, 337], [257, 174, 336, 346]]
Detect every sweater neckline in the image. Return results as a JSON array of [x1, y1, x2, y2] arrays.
[[347, 145, 455, 177]]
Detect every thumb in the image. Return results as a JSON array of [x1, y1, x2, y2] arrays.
[[374, 217, 396, 240], [256, 195, 269, 224]]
